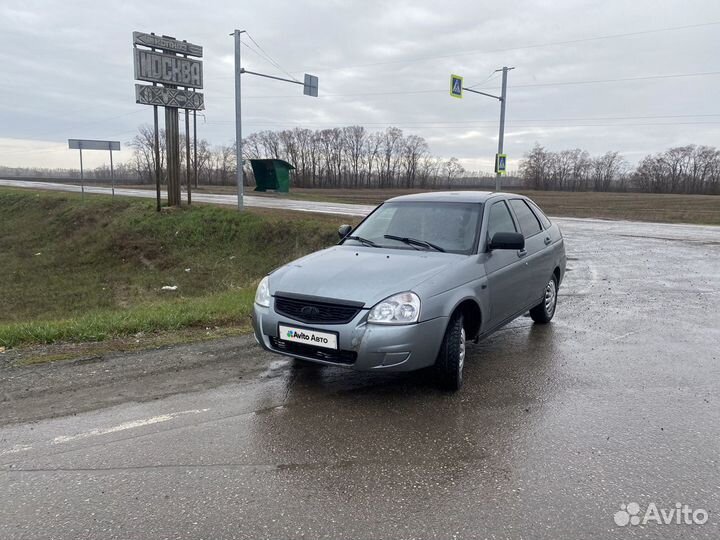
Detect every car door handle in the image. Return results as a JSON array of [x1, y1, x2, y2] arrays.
[[544, 236, 552, 246], [517, 248, 527, 257]]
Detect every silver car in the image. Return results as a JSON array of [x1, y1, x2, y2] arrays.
[[252, 191, 566, 390]]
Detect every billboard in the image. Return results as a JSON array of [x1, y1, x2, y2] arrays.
[[132, 32, 203, 57], [133, 49, 203, 88], [135, 84, 204, 110]]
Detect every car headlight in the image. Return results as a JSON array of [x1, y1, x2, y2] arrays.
[[254, 276, 271, 307], [368, 292, 421, 325]]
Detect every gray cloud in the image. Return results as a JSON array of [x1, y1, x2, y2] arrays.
[[1, 0, 720, 171]]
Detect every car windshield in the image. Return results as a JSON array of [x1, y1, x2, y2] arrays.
[[345, 201, 482, 254]]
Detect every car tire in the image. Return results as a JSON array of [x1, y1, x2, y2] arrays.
[[435, 313, 466, 391], [530, 274, 558, 324]]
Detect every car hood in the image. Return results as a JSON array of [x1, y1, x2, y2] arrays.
[[269, 246, 463, 306]]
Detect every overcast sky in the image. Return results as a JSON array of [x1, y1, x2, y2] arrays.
[[1, 0, 720, 172]]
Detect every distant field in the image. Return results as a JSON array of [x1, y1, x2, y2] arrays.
[[158, 185, 720, 226], [0, 189, 349, 348]]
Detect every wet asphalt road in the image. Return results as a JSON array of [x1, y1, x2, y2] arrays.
[[1, 199, 720, 538]]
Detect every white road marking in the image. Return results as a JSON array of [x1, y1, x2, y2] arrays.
[[0, 444, 33, 457], [610, 331, 639, 341], [51, 408, 209, 445]]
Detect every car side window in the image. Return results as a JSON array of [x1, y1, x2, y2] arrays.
[[487, 201, 517, 240], [509, 199, 543, 238], [528, 200, 552, 229]]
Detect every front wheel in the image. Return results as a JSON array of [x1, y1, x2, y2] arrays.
[[435, 314, 466, 391], [530, 275, 558, 324]]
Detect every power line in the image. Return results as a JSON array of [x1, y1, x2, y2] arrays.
[[286, 20, 720, 73], [204, 121, 720, 130], [202, 113, 720, 127], [215, 68, 720, 100], [467, 71, 501, 89], [244, 32, 300, 82], [510, 70, 720, 88]]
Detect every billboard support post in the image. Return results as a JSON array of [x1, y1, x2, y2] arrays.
[[185, 109, 191, 205], [193, 110, 198, 189], [165, 104, 181, 206], [153, 104, 161, 212]]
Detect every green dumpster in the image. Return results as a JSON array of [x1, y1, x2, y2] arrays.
[[250, 159, 294, 193]]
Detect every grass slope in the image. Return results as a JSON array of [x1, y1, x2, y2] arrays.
[[0, 189, 346, 348]]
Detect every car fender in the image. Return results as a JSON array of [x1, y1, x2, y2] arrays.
[[419, 279, 487, 333]]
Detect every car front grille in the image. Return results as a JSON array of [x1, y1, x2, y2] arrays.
[[269, 337, 357, 365], [274, 294, 363, 324]]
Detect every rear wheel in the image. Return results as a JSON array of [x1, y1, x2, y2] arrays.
[[530, 275, 558, 323], [435, 314, 466, 391]]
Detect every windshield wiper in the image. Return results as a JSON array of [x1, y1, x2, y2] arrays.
[[344, 235, 381, 248], [383, 234, 445, 252]]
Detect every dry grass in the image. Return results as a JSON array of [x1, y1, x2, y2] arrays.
[[269, 188, 720, 226], [118, 184, 720, 225]]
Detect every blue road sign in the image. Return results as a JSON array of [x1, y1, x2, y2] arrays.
[[495, 153, 507, 175], [450, 74, 463, 98]]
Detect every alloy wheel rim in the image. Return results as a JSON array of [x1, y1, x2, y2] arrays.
[[545, 279, 557, 315], [458, 327, 466, 372]]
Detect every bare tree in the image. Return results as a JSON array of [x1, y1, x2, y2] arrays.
[[444, 157, 465, 186], [128, 124, 166, 184], [122, 125, 720, 194], [401, 135, 429, 188], [343, 126, 366, 188]]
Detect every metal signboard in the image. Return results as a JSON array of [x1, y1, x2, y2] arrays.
[[495, 153, 507, 175], [134, 49, 203, 88], [450, 74, 463, 98], [135, 84, 204, 110], [303, 74, 319, 97], [133, 31, 203, 57], [68, 139, 120, 151]]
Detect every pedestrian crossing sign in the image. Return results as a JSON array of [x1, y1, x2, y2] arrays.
[[495, 154, 507, 174], [450, 74, 463, 98]]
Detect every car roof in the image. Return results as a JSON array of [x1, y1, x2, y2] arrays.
[[385, 191, 521, 203]]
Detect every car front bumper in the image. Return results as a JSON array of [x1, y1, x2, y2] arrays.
[[252, 301, 448, 372]]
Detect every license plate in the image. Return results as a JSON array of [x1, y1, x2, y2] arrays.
[[279, 324, 338, 350]]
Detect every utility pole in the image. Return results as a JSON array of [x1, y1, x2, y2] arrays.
[[454, 66, 514, 191], [496, 66, 512, 192], [230, 30, 318, 210], [232, 29, 246, 211]]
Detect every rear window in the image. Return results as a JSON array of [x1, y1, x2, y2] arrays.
[[528, 200, 552, 229], [509, 199, 543, 238], [487, 201, 517, 239]]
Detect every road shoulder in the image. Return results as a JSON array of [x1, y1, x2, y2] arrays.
[[0, 334, 273, 427]]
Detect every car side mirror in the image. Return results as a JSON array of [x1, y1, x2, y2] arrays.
[[489, 232, 525, 251], [338, 224, 352, 239]]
